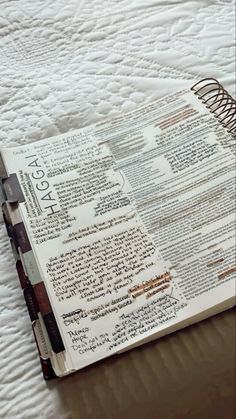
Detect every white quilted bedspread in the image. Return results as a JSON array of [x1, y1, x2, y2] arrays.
[[0, 1, 235, 418]]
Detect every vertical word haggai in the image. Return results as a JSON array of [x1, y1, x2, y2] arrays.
[[25, 154, 60, 216]]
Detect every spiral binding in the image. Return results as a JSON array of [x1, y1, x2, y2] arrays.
[[191, 78, 236, 137]]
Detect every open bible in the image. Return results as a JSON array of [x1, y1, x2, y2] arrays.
[[0, 79, 235, 378]]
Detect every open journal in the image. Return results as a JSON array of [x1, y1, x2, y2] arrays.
[[0, 79, 235, 378]]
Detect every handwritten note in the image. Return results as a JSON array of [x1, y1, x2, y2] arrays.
[[46, 225, 158, 303], [64, 290, 187, 355]]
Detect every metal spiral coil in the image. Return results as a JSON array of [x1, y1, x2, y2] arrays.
[[191, 78, 236, 137]]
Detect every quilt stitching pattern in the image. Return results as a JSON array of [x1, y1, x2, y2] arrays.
[[0, 1, 235, 417]]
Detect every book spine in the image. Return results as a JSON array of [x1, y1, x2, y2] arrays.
[[191, 78, 236, 137], [0, 161, 64, 379]]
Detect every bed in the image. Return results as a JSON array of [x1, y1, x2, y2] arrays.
[[0, 1, 235, 418]]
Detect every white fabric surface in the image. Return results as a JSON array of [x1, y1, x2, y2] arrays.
[[0, 1, 235, 418]]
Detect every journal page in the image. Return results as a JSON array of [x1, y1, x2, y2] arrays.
[[1, 87, 235, 370]]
